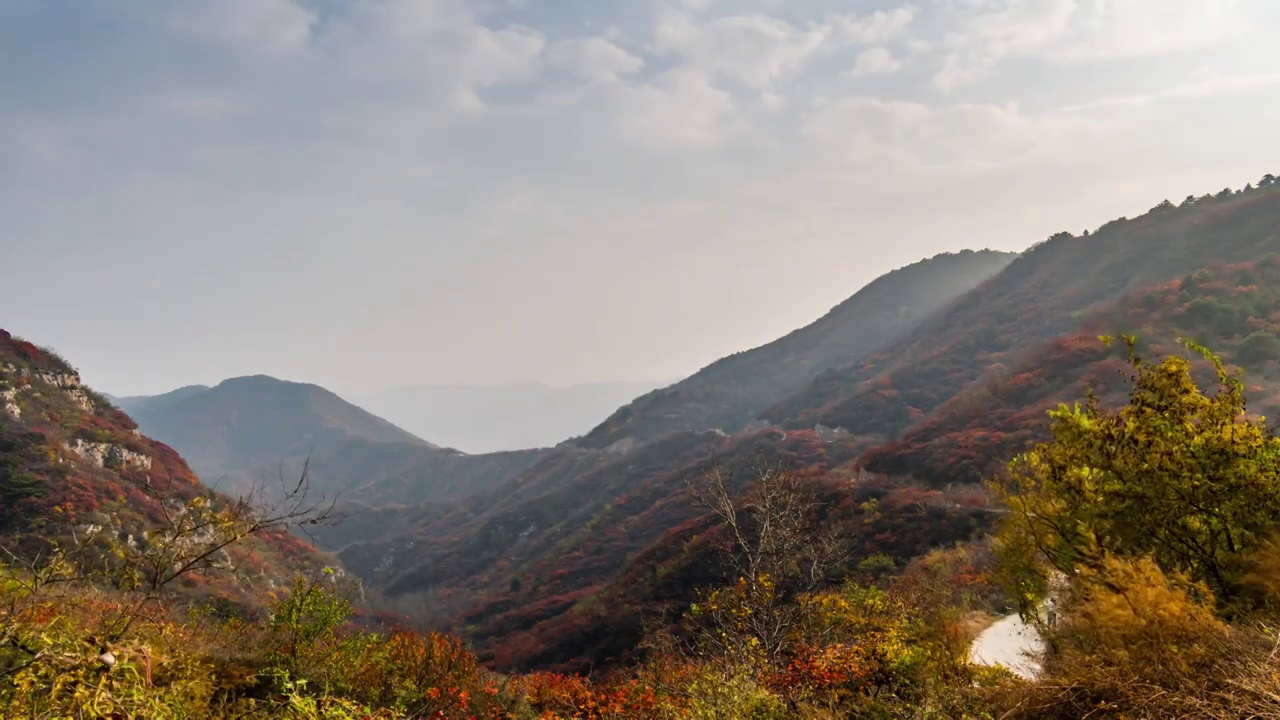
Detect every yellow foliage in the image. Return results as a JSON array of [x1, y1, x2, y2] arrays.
[[1055, 557, 1229, 682]]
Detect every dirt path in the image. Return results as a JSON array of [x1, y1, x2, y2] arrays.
[[969, 613, 1044, 679]]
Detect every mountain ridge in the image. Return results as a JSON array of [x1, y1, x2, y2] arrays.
[[575, 249, 1017, 450], [121, 374, 434, 487]]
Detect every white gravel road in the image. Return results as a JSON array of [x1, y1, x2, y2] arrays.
[[969, 613, 1044, 679]]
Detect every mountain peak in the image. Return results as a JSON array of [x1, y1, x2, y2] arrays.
[[122, 373, 433, 485]]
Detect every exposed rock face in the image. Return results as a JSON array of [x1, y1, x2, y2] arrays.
[[1, 364, 98, 416], [814, 423, 850, 441], [1, 388, 19, 420], [69, 439, 153, 471]]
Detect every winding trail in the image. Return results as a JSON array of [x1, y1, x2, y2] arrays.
[[969, 613, 1044, 679]]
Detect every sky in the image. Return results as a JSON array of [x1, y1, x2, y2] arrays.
[[3, 0, 1279, 397]]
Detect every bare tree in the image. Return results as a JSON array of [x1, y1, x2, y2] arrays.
[[683, 459, 840, 667], [0, 459, 344, 678]]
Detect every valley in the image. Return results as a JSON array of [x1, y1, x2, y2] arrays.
[[8, 2, 1280, 713]]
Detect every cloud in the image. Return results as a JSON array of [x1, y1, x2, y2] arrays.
[[5, 0, 1280, 394], [833, 6, 917, 45], [315, 0, 546, 112], [651, 7, 833, 90], [611, 68, 737, 148], [169, 0, 316, 56], [803, 96, 1102, 173], [844, 47, 903, 78], [547, 37, 644, 83], [931, 0, 1249, 90]]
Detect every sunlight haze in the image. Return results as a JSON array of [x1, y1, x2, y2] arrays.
[[3, 0, 1278, 396]]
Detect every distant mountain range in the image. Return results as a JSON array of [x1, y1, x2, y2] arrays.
[[115, 375, 431, 478], [112, 376, 550, 508], [353, 380, 674, 454]]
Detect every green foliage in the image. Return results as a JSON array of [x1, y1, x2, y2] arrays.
[[992, 337, 1280, 610], [266, 569, 358, 680], [1237, 330, 1280, 366]]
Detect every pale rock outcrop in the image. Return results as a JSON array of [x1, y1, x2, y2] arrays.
[[1, 388, 19, 420], [0, 365, 97, 417], [69, 439, 153, 471]]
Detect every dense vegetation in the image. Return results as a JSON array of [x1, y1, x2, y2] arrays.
[[860, 255, 1280, 485], [0, 329, 341, 612], [7, 174, 1279, 716], [327, 175, 1280, 673], [7, 339, 1280, 718]]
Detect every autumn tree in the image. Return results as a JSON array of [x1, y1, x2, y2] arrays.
[[991, 336, 1280, 613], [682, 461, 839, 669], [0, 460, 342, 690]]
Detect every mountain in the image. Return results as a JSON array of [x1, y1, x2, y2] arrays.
[[856, 254, 1280, 487], [120, 376, 555, 512], [355, 380, 672, 454], [756, 179, 1280, 494], [108, 384, 210, 413], [575, 249, 1017, 450], [0, 330, 331, 606], [336, 175, 1280, 674], [765, 182, 1280, 441], [121, 375, 431, 482]]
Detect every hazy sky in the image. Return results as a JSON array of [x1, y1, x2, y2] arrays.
[[4, 0, 1279, 397]]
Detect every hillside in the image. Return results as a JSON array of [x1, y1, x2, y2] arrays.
[[122, 376, 435, 491], [575, 249, 1016, 449], [860, 256, 1280, 486], [356, 380, 670, 453], [0, 330, 332, 607], [337, 175, 1280, 674], [766, 180, 1280, 442]]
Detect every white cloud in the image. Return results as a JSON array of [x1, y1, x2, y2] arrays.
[[833, 6, 917, 45], [547, 37, 644, 83], [932, 0, 1249, 90], [760, 91, 785, 110], [612, 68, 737, 148], [316, 0, 545, 112], [8, 0, 1280, 394], [169, 0, 316, 56], [459, 25, 545, 88], [803, 96, 1102, 172], [844, 47, 903, 78], [651, 8, 833, 90]]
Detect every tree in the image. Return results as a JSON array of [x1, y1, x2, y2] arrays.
[[991, 336, 1280, 611], [683, 461, 840, 669], [1236, 331, 1280, 367], [1, 460, 342, 679], [1260, 174, 1276, 187]]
